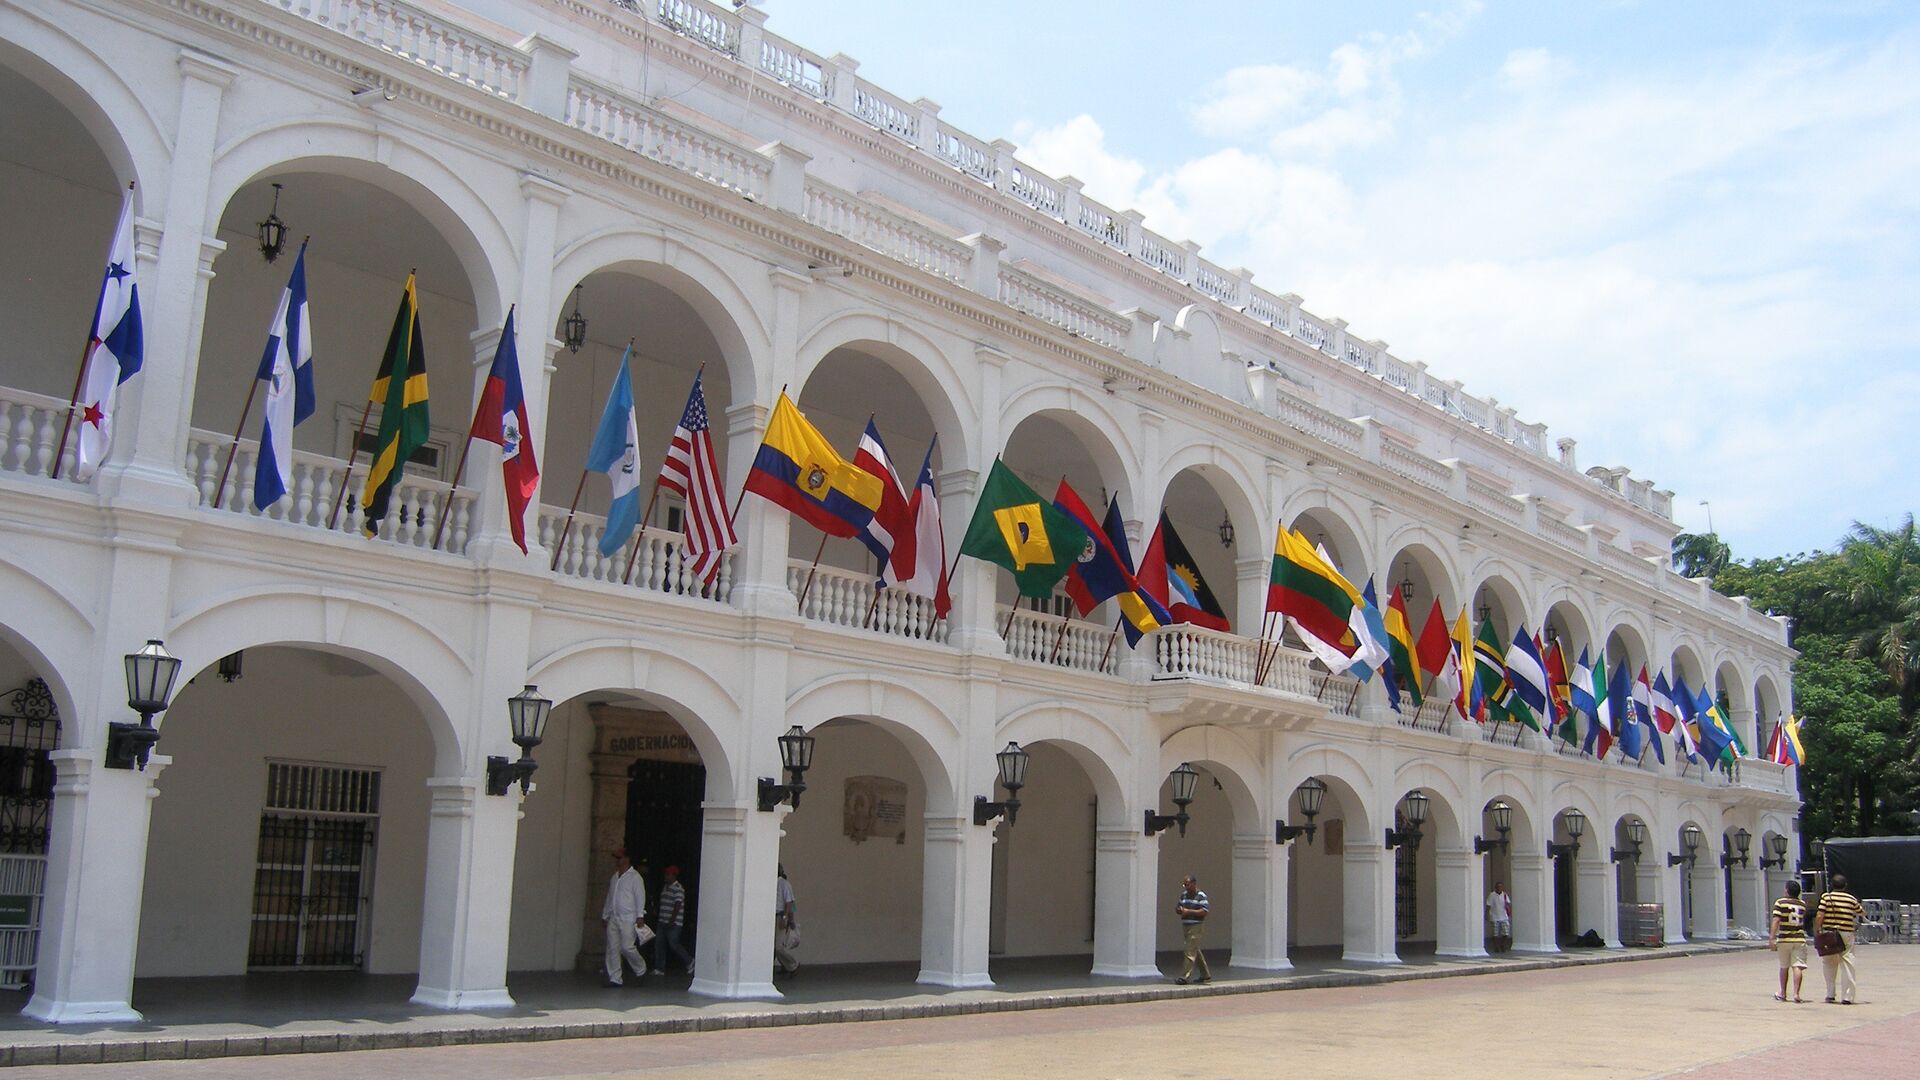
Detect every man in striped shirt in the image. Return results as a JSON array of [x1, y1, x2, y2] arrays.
[[654, 865, 694, 974], [1768, 879, 1808, 1002], [1175, 875, 1212, 985], [1813, 873, 1865, 1005]]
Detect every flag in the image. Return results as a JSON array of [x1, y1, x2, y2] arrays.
[[658, 370, 736, 586], [1415, 598, 1452, 692], [252, 242, 315, 510], [1651, 670, 1680, 735], [853, 419, 915, 572], [1139, 513, 1231, 631], [1449, 608, 1474, 721], [957, 459, 1089, 598], [1053, 485, 1170, 646], [1358, 580, 1397, 704], [1536, 635, 1563, 731], [585, 346, 641, 558], [1571, 648, 1610, 756], [1636, 666, 1665, 764], [745, 392, 883, 538], [1503, 627, 1550, 715], [1672, 675, 1702, 760], [1694, 689, 1733, 764], [1778, 715, 1805, 767], [1266, 529, 1362, 650], [467, 308, 538, 552], [1472, 618, 1511, 725], [880, 437, 950, 617], [72, 191, 145, 479], [360, 273, 430, 537], [1384, 586, 1422, 709], [1612, 661, 1640, 759], [1544, 638, 1576, 744], [1345, 574, 1393, 682]]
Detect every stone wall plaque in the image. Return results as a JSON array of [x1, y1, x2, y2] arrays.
[[843, 775, 908, 845]]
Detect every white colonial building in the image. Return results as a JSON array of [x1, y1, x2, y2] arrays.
[[0, 0, 1797, 1023]]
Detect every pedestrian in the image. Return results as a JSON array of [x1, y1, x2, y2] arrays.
[[601, 848, 649, 986], [1812, 873, 1865, 1005], [1175, 875, 1212, 984], [655, 864, 694, 973], [1768, 878, 1809, 1003], [774, 863, 800, 976], [1486, 880, 1512, 953]]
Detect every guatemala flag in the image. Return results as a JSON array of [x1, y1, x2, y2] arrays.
[[586, 346, 642, 557], [253, 242, 315, 509], [73, 191, 144, 480]]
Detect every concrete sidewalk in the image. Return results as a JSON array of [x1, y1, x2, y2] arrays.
[[0, 942, 1757, 1067]]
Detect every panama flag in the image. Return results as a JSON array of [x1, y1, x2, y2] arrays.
[[468, 309, 539, 552], [853, 419, 916, 573], [585, 346, 641, 557], [73, 191, 145, 479], [252, 242, 315, 509], [881, 438, 951, 617]]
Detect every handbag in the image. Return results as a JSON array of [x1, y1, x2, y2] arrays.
[[635, 920, 656, 947], [782, 924, 801, 951], [1814, 929, 1844, 956]]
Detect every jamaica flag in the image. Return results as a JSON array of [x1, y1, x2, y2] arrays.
[[360, 274, 430, 536], [958, 459, 1089, 598]]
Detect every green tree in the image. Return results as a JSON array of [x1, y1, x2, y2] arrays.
[[1671, 532, 1732, 579]]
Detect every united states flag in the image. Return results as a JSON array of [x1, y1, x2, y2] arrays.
[[658, 371, 736, 585]]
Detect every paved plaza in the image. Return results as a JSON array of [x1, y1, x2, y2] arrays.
[[5, 945, 1916, 1077]]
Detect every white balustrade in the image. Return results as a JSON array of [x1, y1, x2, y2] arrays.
[[1381, 441, 1450, 491], [801, 180, 972, 284], [1271, 391, 1364, 453], [1193, 261, 1237, 305], [1468, 479, 1525, 524], [1151, 624, 1261, 685], [1137, 231, 1187, 278], [1076, 197, 1127, 250], [0, 386, 81, 483], [759, 35, 829, 97], [1293, 312, 1333, 353], [654, 0, 738, 55], [563, 79, 771, 200], [1001, 607, 1116, 675], [997, 267, 1129, 350], [534, 503, 732, 603], [1006, 166, 1063, 216], [932, 123, 995, 185], [787, 561, 948, 643], [850, 83, 919, 141], [274, 0, 526, 100]]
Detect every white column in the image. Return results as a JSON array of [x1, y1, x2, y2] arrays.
[[1434, 845, 1482, 957], [1342, 840, 1399, 963], [1510, 850, 1556, 952], [941, 468, 1001, 654], [918, 817, 994, 987], [24, 754, 168, 1022], [1575, 849, 1621, 947], [1729, 865, 1766, 934], [723, 401, 795, 617], [1661, 857, 1690, 944], [411, 777, 520, 1008], [1693, 862, 1728, 939], [1091, 827, 1159, 977], [688, 802, 783, 999], [1230, 832, 1289, 970]]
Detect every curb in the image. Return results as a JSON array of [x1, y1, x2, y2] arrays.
[[0, 943, 1756, 1066]]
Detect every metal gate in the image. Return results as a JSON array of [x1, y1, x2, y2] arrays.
[[0, 678, 59, 988], [247, 762, 379, 970], [1394, 810, 1418, 939]]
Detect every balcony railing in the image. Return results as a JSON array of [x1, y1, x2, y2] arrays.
[[1001, 607, 1117, 675], [537, 504, 734, 604], [789, 561, 946, 643], [0, 386, 82, 484]]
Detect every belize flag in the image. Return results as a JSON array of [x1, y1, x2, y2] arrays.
[[253, 242, 315, 509], [469, 308, 539, 552]]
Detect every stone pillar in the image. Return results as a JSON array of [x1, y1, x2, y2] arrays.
[[688, 802, 784, 999], [1693, 861, 1728, 939], [411, 777, 521, 1008], [1230, 832, 1289, 970], [941, 468, 1000, 654], [917, 817, 994, 987], [1091, 827, 1159, 977], [1342, 840, 1399, 963], [723, 401, 794, 616], [1434, 844, 1482, 957], [1662, 858, 1691, 944], [1575, 849, 1620, 947], [24, 754, 169, 1022], [1234, 556, 1270, 649], [1510, 850, 1556, 952], [1729, 864, 1766, 934]]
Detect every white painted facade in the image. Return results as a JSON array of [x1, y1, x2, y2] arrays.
[[0, 0, 1798, 1024]]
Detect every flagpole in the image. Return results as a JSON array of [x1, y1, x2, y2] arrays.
[[1252, 610, 1278, 687], [548, 469, 589, 571], [1096, 617, 1121, 674], [327, 399, 376, 530], [619, 480, 666, 585], [212, 372, 265, 511], [793, 531, 830, 613], [861, 591, 882, 631], [725, 381, 786, 531], [53, 181, 136, 483], [431, 432, 476, 552], [1047, 611, 1072, 664]]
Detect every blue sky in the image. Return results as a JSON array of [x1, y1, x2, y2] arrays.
[[756, 1, 1920, 559]]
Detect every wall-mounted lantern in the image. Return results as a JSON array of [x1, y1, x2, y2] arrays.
[[1276, 776, 1327, 844], [1384, 790, 1430, 850], [485, 685, 552, 796], [1548, 807, 1587, 861], [1474, 800, 1512, 854], [108, 639, 183, 770], [1670, 823, 1704, 867], [1760, 834, 1790, 870], [974, 742, 1031, 826], [1144, 762, 1200, 837], [1611, 819, 1647, 864], [1720, 827, 1751, 869], [563, 284, 589, 354], [757, 725, 817, 812]]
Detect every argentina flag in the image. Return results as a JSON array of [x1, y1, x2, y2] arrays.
[[253, 242, 314, 509]]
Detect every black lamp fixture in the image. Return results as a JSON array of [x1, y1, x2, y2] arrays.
[[1612, 819, 1647, 864], [1218, 512, 1235, 549], [1384, 790, 1430, 850], [216, 650, 244, 683], [1474, 799, 1512, 854], [1548, 807, 1586, 860], [1545, 625, 1560, 646], [1276, 776, 1327, 844], [486, 685, 552, 796], [1670, 823, 1703, 867], [757, 725, 817, 812], [974, 741, 1031, 826], [1761, 833, 1790, 870], [1145, 762, 1200, 837], [108, 639, 183, 770], [1720, 827, 1751, 869], [563, 284, 589, 354], [1397, 563, 1415, 603], [1477, 595, 1493, 624], [258, 183, 288, 263]]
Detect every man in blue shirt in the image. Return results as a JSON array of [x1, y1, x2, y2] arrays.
[[1176, 875, 1212, 984]]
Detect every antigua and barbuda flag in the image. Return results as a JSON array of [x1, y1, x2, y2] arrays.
[[73, 190, 145, 480], [586, 345, 641, 557], [253, 241, 315, 509], [468, 308, 539, 553]]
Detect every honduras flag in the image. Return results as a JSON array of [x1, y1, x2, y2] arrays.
[[253, 242, 314, 509], [586, 346, 642, 557]]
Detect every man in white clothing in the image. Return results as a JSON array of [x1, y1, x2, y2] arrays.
[[1486, 881, 1513, 953], [602, 848, 649, 986], [773, 863, 799, 975]]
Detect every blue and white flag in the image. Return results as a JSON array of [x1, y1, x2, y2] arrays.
[[586, 345, 641, 557], [253, 242, 315, 509], [73, 191, 144, 479], [1504, 626, 1551, 714]]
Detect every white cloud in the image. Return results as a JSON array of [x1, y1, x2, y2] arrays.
[[1498, 47, 1571, 91]]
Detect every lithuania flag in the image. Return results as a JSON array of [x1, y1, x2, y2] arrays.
[[361, 273, 429, 537], [1266, 528, 1361, 650], [958, 459, 1090, 598]]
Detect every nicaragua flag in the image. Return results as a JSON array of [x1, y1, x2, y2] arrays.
[[586, 346, 642, 557], [74, 190, 145, 480], [469, 308, 539, 553], [253, 242, 315, 510], [1504, 627, 1550, 715]]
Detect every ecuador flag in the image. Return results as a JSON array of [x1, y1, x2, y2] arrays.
[[744, 393, 883, 538]]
